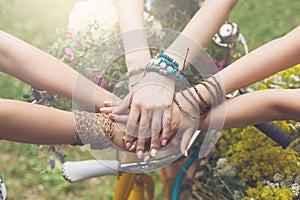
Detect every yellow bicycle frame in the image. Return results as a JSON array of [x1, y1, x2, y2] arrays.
[[113, 173, 154, 200]]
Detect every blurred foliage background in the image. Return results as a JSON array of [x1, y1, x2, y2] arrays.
[[0, 0, 300, 199]]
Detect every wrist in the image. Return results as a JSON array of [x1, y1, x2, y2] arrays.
[[127, 51, 185, 91], [195, 75, 224, 106], [146, 52, 184, 85], [125, 50, 151, 70], [128, 71, 176, 92]]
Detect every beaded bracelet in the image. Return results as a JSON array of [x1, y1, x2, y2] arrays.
[[174, 88, 211, 120], [192, 84, 209, 108], [197, 81, 217, 104], [146, 52, 184, 84], [179, 89, 198, 110], [197, 75, 223, 105], [173, 95, 201, 119]]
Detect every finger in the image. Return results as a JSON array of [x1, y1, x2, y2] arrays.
[[124, 104, 139, 151], [149, 110, 163, 157], [110, 114, 128, 124], [99, 106, 113, 114], [180, 128, 194, 157], [100, 98, 122, 113], [103, 100, 113, 107], [125, 103, 140, 138], [143, 152, 151, 163], [129, 140, 137, 151], [112, 94, 132, 115], [151, 110, 163, 136], [136, 108, 151, 159], [123, 134, 136, 150], [160, 109, 172, 146]]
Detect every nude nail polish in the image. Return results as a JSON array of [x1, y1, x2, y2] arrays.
[[99, 107, 109, 112], [125, 142, 131, 149], [162, 139, 168, 146], [150, 148, 157, 157], [137, 150, 144, 159], [129, 145, 136, 151], [103, 101, 111, 105], [143, 155, 150, 162]]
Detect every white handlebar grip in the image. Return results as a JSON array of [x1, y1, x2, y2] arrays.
[[62, 160, 120, 182]]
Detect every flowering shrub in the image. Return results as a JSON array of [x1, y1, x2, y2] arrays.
[[251, 64, 300, 90], [214, 65, 300, 199], [190, 64, 300, 199]]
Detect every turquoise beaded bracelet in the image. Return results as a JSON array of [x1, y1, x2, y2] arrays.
[[146, 52, 184, 84]]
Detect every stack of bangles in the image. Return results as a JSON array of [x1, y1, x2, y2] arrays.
[[173, 75, 223, 119], [126, 52, 184, 85]]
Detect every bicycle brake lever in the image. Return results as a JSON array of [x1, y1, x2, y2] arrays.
[[120, 153, 181, 172]]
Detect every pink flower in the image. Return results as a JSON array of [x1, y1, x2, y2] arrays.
[[99, 81, 106, 89], [213, 172, 219, 178], [64, 48, 75, 61], [96, 74, 102, 80]]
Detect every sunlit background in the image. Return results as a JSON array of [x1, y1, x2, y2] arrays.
[[1, 0, 300, 199]]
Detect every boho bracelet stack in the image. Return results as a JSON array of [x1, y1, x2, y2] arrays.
[[126, 52, 184, 85], [71, 110, 114, 150], [147, 52, 184, 84], [173, 75, 223, 119]]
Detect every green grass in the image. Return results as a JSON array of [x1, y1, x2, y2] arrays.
[[230, 0, 300, 49], [0, 0, 300, 199]]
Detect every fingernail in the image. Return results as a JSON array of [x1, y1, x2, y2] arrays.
[[144, 155, 150, 162], [162, 139, 168, 146], [184, 150, 188, 157], [108, 114, 115, 121], [109, 113, 116, 117], [150, 148, 157, 157], [137, 150, 144, 159], [103, 101, 111, 105], [99, 107, 109, 112], [125, 142, 131, 149], [129, 144, 136, 151]]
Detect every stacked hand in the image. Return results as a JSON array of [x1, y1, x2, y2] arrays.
[[102, 71, 178, 159], [101, 81, 212, 158], [100, 52, 221, 159]]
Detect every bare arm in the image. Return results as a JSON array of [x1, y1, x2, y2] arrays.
[[0, 98, 126, 149], [199, 89, 300, 130], [184, 26, 300, 137], [166, 0, 239, 66], [190, 25, 300, 106], [0, 30, 113, 109], [219, 25, 300, 94], [174, 26, 300, 153], [116, 0, 151, 69]]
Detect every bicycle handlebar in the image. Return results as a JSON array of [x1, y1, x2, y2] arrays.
[[62, 131, 201, 182], [62, 154, 181, 182], [254, 122, 294, 149], [62, 160, 120, 182], [238, 89, 294, 148]]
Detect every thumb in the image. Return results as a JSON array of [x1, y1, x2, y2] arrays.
[[180, 128, 194, 157], [112, 93, 132, 115]]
